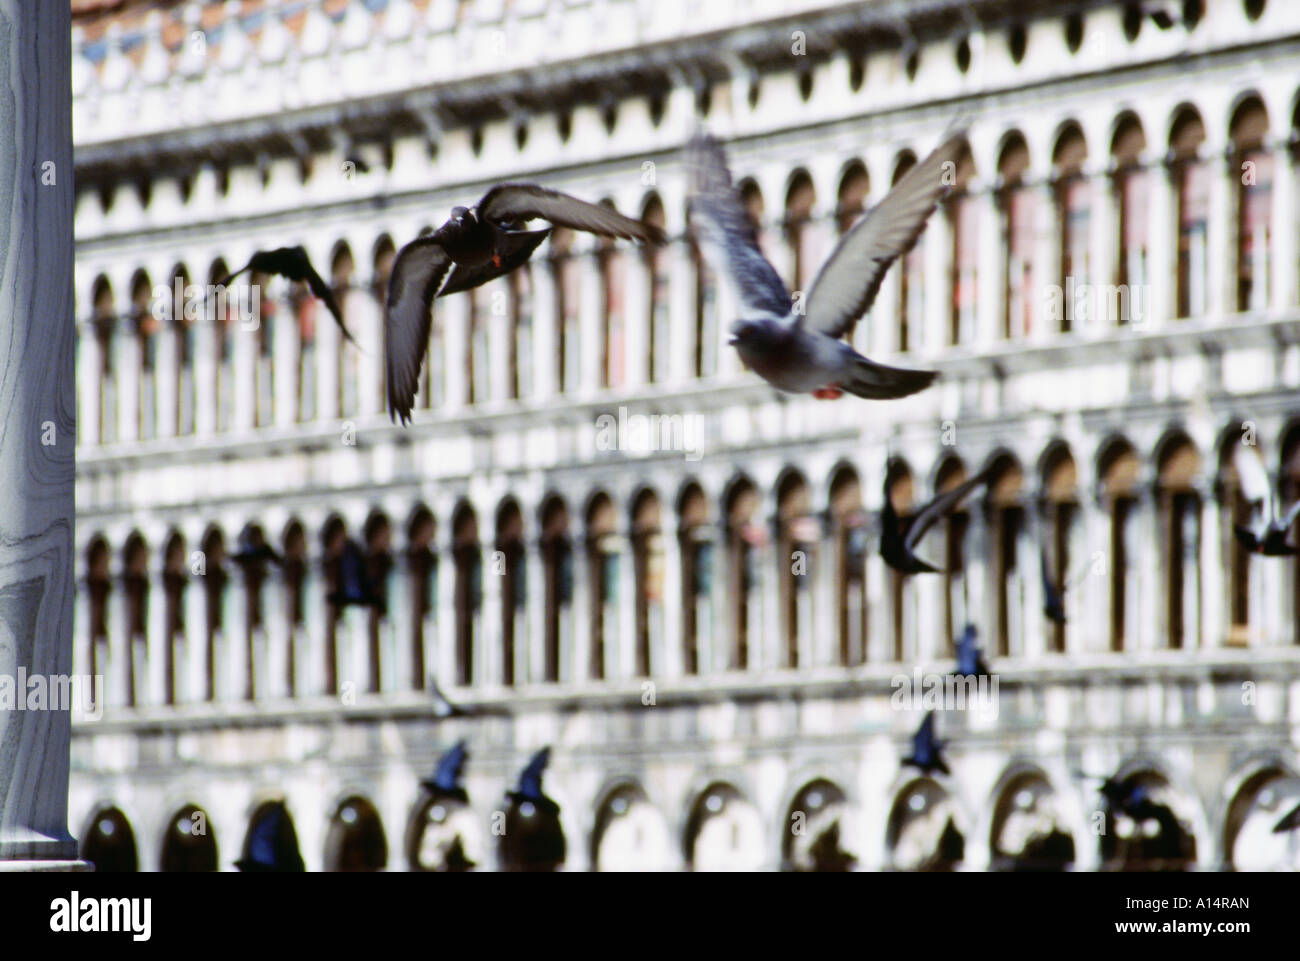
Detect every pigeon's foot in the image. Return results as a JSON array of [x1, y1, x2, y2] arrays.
[[812, 385, 844, 400]]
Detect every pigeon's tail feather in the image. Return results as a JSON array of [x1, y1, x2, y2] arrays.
[[841, 356, 938, 400]]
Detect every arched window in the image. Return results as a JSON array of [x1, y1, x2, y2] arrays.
[[241, 801, 304, 872], [592, 784, 672, 871], [685, 784, 764, 871], [1170, 107, 1208, 319], [1223, 766, 1300, 870], [724, 478, 761, 670], [1230, 97, 1272, 312], [783, 780, 854, 872], [168, 263, 196, 435], [1097, 770, 1196, 870], [946, 140, 978, 345], [688, 209, 717, 378], [997, 133, 1033, 338], [499, 790, 566, 872], [985, 455, 1025, 656], [248, 262, 275, 427], [467, 284, 489, 404], [330, 243, 357, 416], [677, 483, 713, 675], [783, 170, 818, 294], [598, 199, 626, 390], [200, 526, 228, 701], [586, 493, 618, 680], [836, 161, 869, 235], [550, 228, 579, 394], [452, 504, 481, 686], [508, 263, 533, 399], [161, 532, 187, 704], [321, 515, 349, 695], [208, 258, 234, 431], [885, 460, 915, 660], [80, 806, 138, 872], [829, 467, 868, 666], [324, 796, 388, 871], [642, 195, 669, 384], [233, 522, 271, 701], [160, 804, 218, 872], [1098, 439, 1140, 650], [886, 780, 963, 871], [990, 773, 1075, 870], [363, 511, 393, 691], [129, 269, 157, 439], [933, 457, 971, 647], [121, 532, 149, 707], [1052, 124, 1089, 333], [631, 490, 663, 677], [1156, 435, 1202, 649], [1218, 434, 1258, 643], [409, 782, 482, 871], [892, 152, 920, 352], [1041, 446, 1078, 652], [496, 499, 525, 686], [281, 520, 307, 696], [86, 536, 112, 684], [540, 496, 572, 682], [405, 507, 436, 688], [91, 274, 116, 444], [776, 471, 815, 669], [1112, 116, 1149, 324]]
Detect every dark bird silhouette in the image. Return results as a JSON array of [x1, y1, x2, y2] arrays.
[[234, 801, 305, 872], [384, 188, 665, 423], [1231, 443, 1300, 556], [212, 246, 355, 344], [1041, 547, 1067, 626], [441, 835, 477, 872], [429, 678, 468, 720], [901, 712, 949, 776], [687, 129, 964, 401], [806, 819, 857, 872], [1272, 800, 1300, 834], [421, 739, 469, 804], [507, 746, 561, 817], [880, 468, 992, 574], [231, 524, 283, 568], [953, 623, 990, 678], [326, 538, 381, 608]]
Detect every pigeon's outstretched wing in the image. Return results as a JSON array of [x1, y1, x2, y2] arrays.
[[220, 247, 356, 345], [802, 132, 967, 340], [515, 746, 551, 799], [289, 251, 353, 344], [385, 237, 453, 424], [685, 133, 793, 320], [903, 467, 992, 552], [477, 184, 666, 244]]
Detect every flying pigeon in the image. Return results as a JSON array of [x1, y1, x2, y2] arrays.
[[686, 129, 964, 401], [1042, 548, 1067, 626], [901, 712, 950, 776], [507, 746, 561, 817], [421, 739, 470, 804], [1272, 800, 1300, 834], [211, 246, 355, 344], [953, 623, 990, 678], [1231, 443, 1300, 556], [235, 801, 306, 872], [384, 188, 665, 423], [880, 467, 992, 574], [430, 678, 468, 720], [326, 538, 381, 608]]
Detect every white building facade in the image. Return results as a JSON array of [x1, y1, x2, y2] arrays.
[[69, 0, 1300, 871]]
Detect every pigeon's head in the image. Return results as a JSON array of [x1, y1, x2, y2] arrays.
[[435, 207, 476, 244], [728, 318, 781, 351]]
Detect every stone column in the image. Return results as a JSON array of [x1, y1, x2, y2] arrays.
[[0, 0, 87, 869]]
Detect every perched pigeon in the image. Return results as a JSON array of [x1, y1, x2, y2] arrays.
[[422, 739, 470, 804], [1231, 443, 1300, 556], [880, 468, 992, 573], [687, 129, 965, 401], [508, 746, 561, 817], [1041, 548, 1067, 626], [953, 623, 990, 678], [235, 801, 305, 872], [384, 188, 665, 424], [430, 678, 468, 720], [327, 538, 381, 608], [212, 246, 355, 344], [902, 712, 950, 776], [1272, 800, 1300, 834]]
